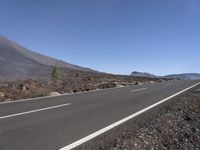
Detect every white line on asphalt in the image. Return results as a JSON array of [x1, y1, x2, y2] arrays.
[[0, 103, 71, 120], [130, 87, 147, 92], [59, 82, 200, 150]]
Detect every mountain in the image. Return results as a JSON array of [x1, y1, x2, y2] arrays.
[[130, 71, 157, 78], [164, 73, 200, 80], [0, 35, 93, 80], [130, 71, 200, 80]]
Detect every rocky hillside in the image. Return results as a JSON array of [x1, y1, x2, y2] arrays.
[[0, 35, 92, 80]]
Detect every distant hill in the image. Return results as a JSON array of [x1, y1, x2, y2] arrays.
[[164, 73, 200, 80], [0, 35, 93, 80], [130, 71, 157, 78], [130, 71, 200, 80]]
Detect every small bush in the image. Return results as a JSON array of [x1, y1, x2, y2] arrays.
[[52, 66, 62, 82]]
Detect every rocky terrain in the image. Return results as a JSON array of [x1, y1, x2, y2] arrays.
[[80, 85, 200, 150], [0, 69, 165, 102]]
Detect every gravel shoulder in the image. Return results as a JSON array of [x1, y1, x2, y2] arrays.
[[77, 85, 200, 150]]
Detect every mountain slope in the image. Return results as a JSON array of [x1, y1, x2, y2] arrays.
[[130, 71, 200, 80], [130, 71, 157, 78], [164, 73, 200, 80], [0, 36, 92, 70], [0, 35, 92, 80]]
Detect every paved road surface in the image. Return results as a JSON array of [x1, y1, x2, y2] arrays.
[[0, 80, 199, 150]]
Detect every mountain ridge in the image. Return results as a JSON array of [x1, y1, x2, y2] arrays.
[[164, 73, 200, 80], [130, 71, 200, 80], [0, 35, 92, 71], [0, 35, 93, 80], [130, 71, 157, 78]]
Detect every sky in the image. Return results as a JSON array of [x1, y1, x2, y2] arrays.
[[0, 0, 200, 76]]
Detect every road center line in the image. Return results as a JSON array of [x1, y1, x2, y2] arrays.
[[0, 103, 71, 120], [130, 87, 147, 92], [60, 82, 200, 150]]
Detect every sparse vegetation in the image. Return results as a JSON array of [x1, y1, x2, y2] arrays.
[[52, 66, 62, 82]]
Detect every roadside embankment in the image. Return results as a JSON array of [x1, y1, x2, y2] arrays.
[[0, 74, 170, 102]]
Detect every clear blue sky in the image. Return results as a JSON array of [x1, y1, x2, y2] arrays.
[[0, 0, 199, 75]]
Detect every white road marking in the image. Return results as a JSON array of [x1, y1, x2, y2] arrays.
[[130, 87, 147, 92], [59, 82, 200, 150], [0, 103, 71, 120]]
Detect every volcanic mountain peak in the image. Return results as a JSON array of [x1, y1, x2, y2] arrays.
[[0, 35, 92, 80], [130, 71, 157, 78], [0, 35, 91, 70]]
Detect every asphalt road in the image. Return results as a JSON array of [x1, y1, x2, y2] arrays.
[[0, 80, 199, 150]]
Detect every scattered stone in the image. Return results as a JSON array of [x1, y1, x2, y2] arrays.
[[0, 92, 5, 97], [48, 92, 61, 96], [135, 82, 144, 85], [73, 89, 77, 93], [195, 89, 200, 93], [20, 84, 28, 91], [98, 82, 116, 89], [158, 79, 164, 82], [4, 98, 11, 102], [116, 84, 125, 88]]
